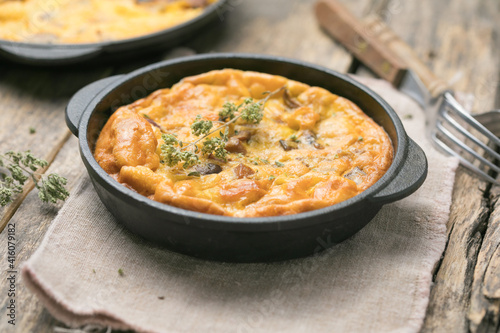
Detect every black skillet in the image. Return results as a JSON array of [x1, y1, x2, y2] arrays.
[[0, 0, 228, 66], [65, 53, 428, 262]]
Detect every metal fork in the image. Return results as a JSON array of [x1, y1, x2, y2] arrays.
[[315, 0, 500, 185], [430, 91, 500, 185]]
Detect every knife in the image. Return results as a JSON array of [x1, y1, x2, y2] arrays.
[[315, 0, 500, 184], [314, 0, 449, 109]]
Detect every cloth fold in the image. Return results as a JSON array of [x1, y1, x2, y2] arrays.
[[22, 77, 458, 333]]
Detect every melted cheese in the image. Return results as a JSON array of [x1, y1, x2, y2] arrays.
[[0, 0, 217, 44], [94, 69, 394, 217]]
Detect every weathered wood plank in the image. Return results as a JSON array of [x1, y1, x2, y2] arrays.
[[468, 186, 500, 333], [187, 0, 373, 72], [3, 0, 498, 332], [422, 173, 490, 333], [0, 64, 113, 230], [348, 3, 500, 330], [377, 0, 500, 332]]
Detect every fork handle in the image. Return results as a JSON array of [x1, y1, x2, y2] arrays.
[[361, 15, 449, 99], [315, 0, 407, 86]]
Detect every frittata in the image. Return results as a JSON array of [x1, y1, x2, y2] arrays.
[[0, 0, 217, 43], [94, 69, 394, 217]]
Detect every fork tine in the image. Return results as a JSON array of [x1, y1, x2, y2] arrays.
[[444, 93, 500, 146], [435, 122, 500, 174], [441, 110, 500, 161], [428, 92, 500, 185], [473, 111, 500, 137], [431, 130, 500, 186]]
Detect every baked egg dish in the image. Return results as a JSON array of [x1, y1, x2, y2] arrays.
[[94, 69, 394, 217], [0, 0, 218, 44]]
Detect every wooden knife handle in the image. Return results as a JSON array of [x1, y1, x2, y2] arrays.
[[315, 0, 407, 86], [361, 15, 449, 99]]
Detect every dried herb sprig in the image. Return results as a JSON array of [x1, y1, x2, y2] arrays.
[[0, 151, 69, 206], [159, 134, 199, 168], [160, 87, 284, 169]]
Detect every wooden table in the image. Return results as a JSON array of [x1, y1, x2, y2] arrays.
[[1, 0, 499, 331]]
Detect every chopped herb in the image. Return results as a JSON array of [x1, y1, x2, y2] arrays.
[[92, 269, 96, 274], [269, 175, 276, 180], [403, 114, 413, 120], [289, 134, 298, 142], [358, 136, 363, 141], [260, 158, 270, 164], [29, 127, 36, 134], [142, 113, 151, 119], [334, 154, 339, 159], [118, 268, 124, 276], [275, 161, 285, 167], [187, 171, 201, 177]]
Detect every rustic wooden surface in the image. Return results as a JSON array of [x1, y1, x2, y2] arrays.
[[0, 0, 499, 332]]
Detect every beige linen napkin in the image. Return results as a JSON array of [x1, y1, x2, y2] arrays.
[[22, 77, 458, 333]]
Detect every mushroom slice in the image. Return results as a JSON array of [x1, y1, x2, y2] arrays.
[[279, 139, 298, 151], [234, 163, 255, 179], [343, 167, 366, 185], [195, 163, 223, 175], [233, 130, 252, 142], [144, 117, 165, 131], [225, 137, 247, 154], [283, 89, 301, 109], [302, 130, 324, 149]]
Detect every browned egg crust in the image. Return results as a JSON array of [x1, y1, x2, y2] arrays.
[[94, 69, 394, 217]]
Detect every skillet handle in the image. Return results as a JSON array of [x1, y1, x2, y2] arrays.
[[370, 138, 428, 204], [65, 75, 124, 137], [0, 44, 101, 65]]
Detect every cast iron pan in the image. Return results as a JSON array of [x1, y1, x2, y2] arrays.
[[65, 53, 428, 262], [0, 0, 228, 66]]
